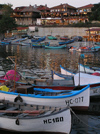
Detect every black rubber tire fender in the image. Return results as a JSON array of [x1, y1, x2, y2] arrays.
[[14, 94, 23, 102]]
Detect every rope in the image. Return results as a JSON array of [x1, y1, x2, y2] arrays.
[[70, 107, 100, 130]]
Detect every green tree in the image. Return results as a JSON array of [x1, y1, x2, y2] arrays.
[[2, 3, 13, 15], [89, 3, 100, 21], [0, 15, 17, 34], [0, 3, 17, 34]]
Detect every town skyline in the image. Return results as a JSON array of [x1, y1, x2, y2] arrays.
[[0, 0, 100, 9]]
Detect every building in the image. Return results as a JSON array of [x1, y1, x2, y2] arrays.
[[12, 3, 94, 26], [41, 3, 77, 25], [39, 3, 94, 26], [12, 5, 41, 25], [76, 4, 94, 23]]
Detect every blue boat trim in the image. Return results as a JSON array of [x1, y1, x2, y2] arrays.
[[0, 85, 89, 99], [54, 71, 73, 79]]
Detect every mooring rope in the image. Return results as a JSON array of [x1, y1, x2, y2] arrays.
[[70, 108, 100, 130]]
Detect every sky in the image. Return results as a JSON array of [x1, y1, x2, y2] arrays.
[[0, 0, 100, 9]]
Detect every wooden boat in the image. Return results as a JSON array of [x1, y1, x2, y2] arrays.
[[32, 42, 50, 48], [79, 63, 100, 74], [58, 39, 74, 45], [20, 42, 31, 46], [45, 45, 66, 49], [0, 99, 71, 133], [51, 70, 73, 80], [76, 46, 99, 53], [31, 36, 46, 42], [60, 64, 100, 76], [60, 36, 69, 40], [48, 36, 57, 40], [95, 42, 100, 45], [60, 65, 76, 76], [1, 41, 11, 45], [0, 84, 90, 111]]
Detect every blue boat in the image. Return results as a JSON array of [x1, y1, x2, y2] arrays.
[[1, 41, 11, 45], [48, 36, 57, 40], [59, 39, 75, 45], [45, 45, 66, 49], [32, 42, 50, 48], [31, 36, 46, 42]]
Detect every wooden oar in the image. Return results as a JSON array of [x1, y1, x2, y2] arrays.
[[0, 110, 45, 114]]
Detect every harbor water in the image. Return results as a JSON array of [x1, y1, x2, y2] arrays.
[[0, 40, 100, 134]]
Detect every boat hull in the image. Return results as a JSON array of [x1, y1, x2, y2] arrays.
[[0, 85, 90, 111], [0, 108, 71, 133]]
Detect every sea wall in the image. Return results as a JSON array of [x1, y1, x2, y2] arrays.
[[34, 27, 88, 37]]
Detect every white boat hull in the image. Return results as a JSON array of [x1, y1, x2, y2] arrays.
[[0, 85, 90, 110], [0, 108, 71, 133], [79, 64, 100, 74], [60, 65, 75, 76], [60, 65, 100, 97]]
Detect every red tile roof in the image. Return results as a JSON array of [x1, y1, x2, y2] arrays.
[[50, 3, 76, 9], [78, 4, 94, 9], [16, 27, 28, 30], [21, 5, 40, 13], [14, 6, 26, 12], [37, 5, 50, 11]]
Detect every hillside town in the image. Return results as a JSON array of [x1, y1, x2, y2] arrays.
[[12, 3, 94, 26]]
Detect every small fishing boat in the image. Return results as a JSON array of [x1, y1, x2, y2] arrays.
[[79, 63, 100, 74], [0, 84, 90, 111], [76, 46, 99, 53], [51, 70, 73, 80], [0, 41, 11, 45], [60, 64, 100, 76], [20, 42, 31, 46], [60, 65, 76, 76], [48, 36, 57, 40], [0, 99, 71, 133], [31, 36, 46, 42], [58, 39, 74, 45], [32, 42, 50, 48], [60, 36, 69, 40], [45, 45, 66, 49], [95, 42, 100, 45]]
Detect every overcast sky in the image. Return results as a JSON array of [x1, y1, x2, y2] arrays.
[[0, 0, 100, 8]]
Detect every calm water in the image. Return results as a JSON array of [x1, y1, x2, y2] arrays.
[[0, 42, 100, 134]]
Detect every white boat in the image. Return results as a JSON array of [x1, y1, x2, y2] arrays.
[[0, 84, 90, 111], [60, 64, 100, 76], [60, 65, 76, 76], [52, 70, 73, 80], [59, 65, 100, 97], [20, 42, 31, 46], [0, 100, 71, 133], [79, 63, 100, 74]]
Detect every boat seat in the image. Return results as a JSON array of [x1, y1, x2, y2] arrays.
[[16, 113, 28, 117], [5, 107, 18, 111]]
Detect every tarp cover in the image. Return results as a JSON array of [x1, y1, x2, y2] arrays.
[[4, 70, 21, 81]]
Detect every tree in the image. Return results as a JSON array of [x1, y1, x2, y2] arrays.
[[2, 3, 13, 15], [0, 4, 17, 34], [89, 3, 100, 21], [0, 15, 17, 34]]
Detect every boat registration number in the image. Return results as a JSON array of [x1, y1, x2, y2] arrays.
[[65, 96, 84, 106]]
